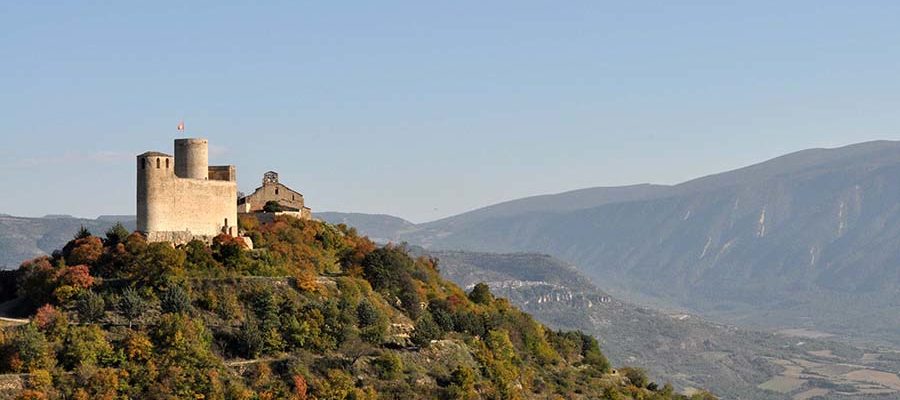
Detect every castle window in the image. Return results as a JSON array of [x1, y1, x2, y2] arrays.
[[275, 188, 279, 195], [166, 159, 170, 169], [156, 158, 160, 169], [225, 218, 229, 227]]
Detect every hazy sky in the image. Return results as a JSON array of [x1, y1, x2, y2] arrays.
[[2, 2, 900, 222]]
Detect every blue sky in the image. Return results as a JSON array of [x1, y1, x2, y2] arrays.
[[2, 1, 900, 222]]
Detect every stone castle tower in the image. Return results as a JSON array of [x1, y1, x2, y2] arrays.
[[137, 138, 238, 243]]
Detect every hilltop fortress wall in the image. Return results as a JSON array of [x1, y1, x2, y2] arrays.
[[137, 138, 238, 243]]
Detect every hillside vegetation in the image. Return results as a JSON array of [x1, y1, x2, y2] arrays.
[[427, 250, 900, 400], [0, 217, 714, 400]]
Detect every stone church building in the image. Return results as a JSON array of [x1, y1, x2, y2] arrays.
[[238, 171, 312, 219]]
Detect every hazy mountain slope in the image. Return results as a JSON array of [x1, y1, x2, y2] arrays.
[[398, 142, 900, 344], [0, 215, 134, 268], [316, 142, 900, 345], [316, 212, 416, 242], [427, 250, 900, 400]]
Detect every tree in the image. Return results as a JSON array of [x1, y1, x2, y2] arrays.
[[263, 200, 283, 213], [356, 301, 387, 344], [76, 291, 106, 323], [75, 226, 92, 240], [447, 365, 478, 400], [60, 325, 113, 368], [118, 288, 149, 328], [371, 352, 403, 380], [411, 311, 443, 348], [104, 222, 130, 246], [468, 283, 494, 305], [8, 324, 55, 372], [620, 367, 649, 388], [160, 285, 191, 314]]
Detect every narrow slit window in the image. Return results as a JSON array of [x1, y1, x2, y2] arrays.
[[156, 158, 160, 168], [166, 159, 170, 168]]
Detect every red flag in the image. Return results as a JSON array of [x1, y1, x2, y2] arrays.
[[177, 120, 185, 131]]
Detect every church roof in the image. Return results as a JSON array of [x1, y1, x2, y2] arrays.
[[139, 151, 172, 157]]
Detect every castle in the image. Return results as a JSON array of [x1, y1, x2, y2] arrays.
[[137, 138, 312, 244], [137, 138, 238, 243]]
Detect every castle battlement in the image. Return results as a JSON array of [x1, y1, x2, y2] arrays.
[[137, 138, 238, 243]]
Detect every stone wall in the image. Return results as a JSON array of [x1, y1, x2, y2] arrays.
[[208, 165, 236, 182], [140, 174, 237, 238]]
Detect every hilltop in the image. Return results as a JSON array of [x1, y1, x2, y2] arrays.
[[0, 216, 714, 399]]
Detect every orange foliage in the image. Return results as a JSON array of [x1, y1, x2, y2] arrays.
[[65, 236, 103, 265], [32, 305, 62, 331], [292, 375, 308, 400], [16, 390, 48, 400], [57, 265, 94, 289]]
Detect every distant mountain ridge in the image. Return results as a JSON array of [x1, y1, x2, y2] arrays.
[[0, 215, 134, 268], [321, 140, 900, 346]]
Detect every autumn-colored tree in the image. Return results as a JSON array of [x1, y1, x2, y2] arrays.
[[64, 236, 103, 266], [292, 375, 308, 400]]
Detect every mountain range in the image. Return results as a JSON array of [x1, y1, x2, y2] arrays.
[[320, 140, 900, 347]]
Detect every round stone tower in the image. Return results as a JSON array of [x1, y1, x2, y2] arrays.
[[174, 138, 209, 180], [136, 151, 175, 233]]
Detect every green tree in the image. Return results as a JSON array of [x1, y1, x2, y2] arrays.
[[411, 311, 443, 348], [104, 222, 130, 246], [263, 200, 283, 213], [356, 301, 388, 344], [468, 283, 494, 305], [75, 226, 92, 240], [118, 288, 149, 328], [620, 367, 649, 388], [160, 285, 191, 314], [60, 325, 113, 368], [9, 324, 55, 371], [371, 352, 403, 380], [446, 365, 478, 400], [76, 291, 106, 323]]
